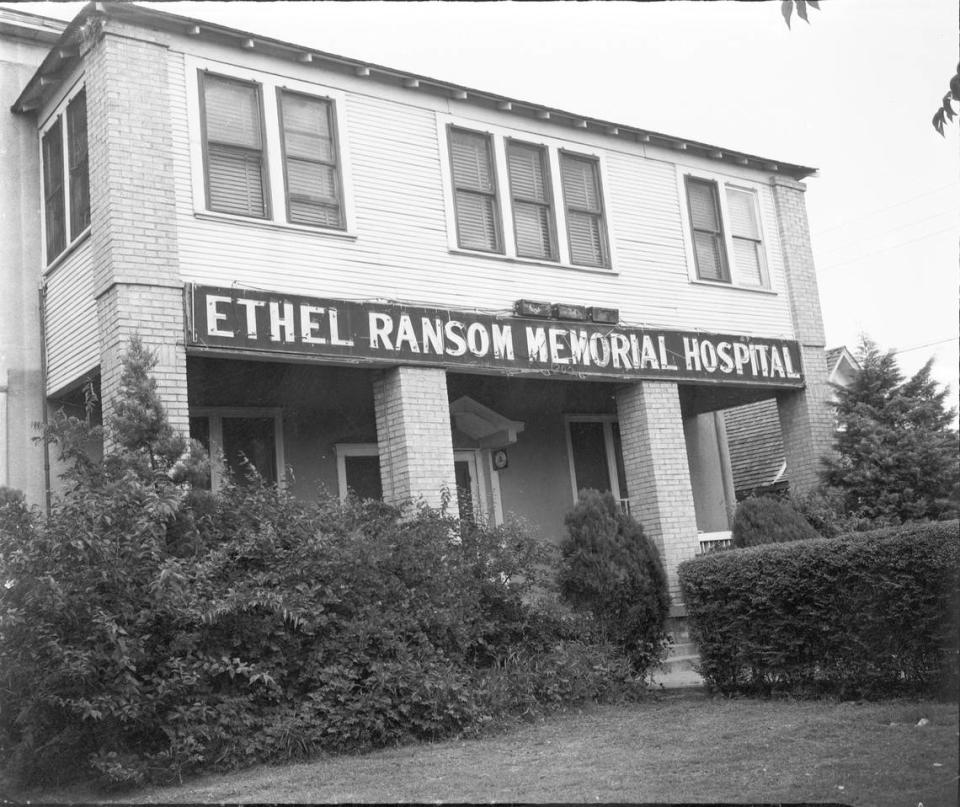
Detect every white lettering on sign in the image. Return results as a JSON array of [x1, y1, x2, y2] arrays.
[[300, 304, 327, 345], [206, 294, 233, 338], [445, 320, 467, 357], [237, 298, 265, 339], [328, 308, 354, 347], [269, 301, 296, 343], [492, 324, 514, 360]]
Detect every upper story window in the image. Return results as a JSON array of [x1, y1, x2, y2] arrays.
[[201, 74, 268, 218], [449, 127, 502, 252], [439, 117, 614, 271], [188, 60, 354, 234], [41, 86, 90, 265], [683, 173, 769, 289]]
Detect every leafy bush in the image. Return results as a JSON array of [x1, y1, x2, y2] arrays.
[[679, 520, 960, 698], [731, 495, 821, 548], [0, 340, 642, 790], [557, 489, 669, 674]]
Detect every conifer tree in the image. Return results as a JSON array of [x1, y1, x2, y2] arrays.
[[822, 336, 959, 523]]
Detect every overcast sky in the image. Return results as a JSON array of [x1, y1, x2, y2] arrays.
[[10, 0, 960, 409]]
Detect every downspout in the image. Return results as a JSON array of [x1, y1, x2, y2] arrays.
[[38, 281, 51, 512]]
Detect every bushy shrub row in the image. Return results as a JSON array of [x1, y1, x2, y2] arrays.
[[0, 340, 659, 790], [679, 520, 959, 698], [731, 495, 821, 548]]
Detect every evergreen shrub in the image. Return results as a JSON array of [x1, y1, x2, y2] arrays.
[[0, 339, 644, 790], [557, 489, 670, 673], [731, 494, 821, 548], [679, 520, 960, 698]]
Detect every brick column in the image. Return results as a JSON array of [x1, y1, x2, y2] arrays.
[[771, 176, 834, 494], [373, 366, 458, 513], [616, 380, 699, 605], [84, 19, 187, 437]]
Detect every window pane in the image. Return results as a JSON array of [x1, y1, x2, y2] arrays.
[[733, 237, 763, 286], [221, 416, 277, 485], [454, 190, 499, 251], [567, 210, 605, 267], [507, 142, 548, 202], [450, 129, 494, 192], [203, 75, 262, 148], [726, 188, 760, 239], [42, 119, 66, 260], [344, 455, 382, 501], [280, 94, 334, 161], [514, 202, 554, 260], [569, 421, 611, 495], [208, 147, 266, 216], [687, 179, 720, 232], [287, 159, 339, 203], [693, 231, 727, 281], [560, 154, 600, 211], [67, 90, 90, 239], [611, 423, 629, 501]]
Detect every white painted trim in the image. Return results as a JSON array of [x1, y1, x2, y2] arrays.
[[184, 55, 358, 236], [0, 386, 7, 488], [38, 76, 89, 267], [454, 448, 487, 522], [563, 414, 620, 505], [334, 441, 379, 501], [191, 406, 285, 489], [676, 166, 773, 292], [486, 449, 504, 526], [437, 112, 618, 272]]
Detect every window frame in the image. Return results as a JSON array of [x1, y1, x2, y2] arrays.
[[437, 114, 617, 273], [190, 407, 285, 490], [185, 57, 356, 236], [558, 149, 610, 269], [276, 87, 346, 230], [39, 79, 90, 267], [199, 71, 271, 220], [505, 138, 558, 262], [447, 125, 503, 254], [563, 414, 629, 512], [679, 169, 772, 291], [334, 442, 381, 502]]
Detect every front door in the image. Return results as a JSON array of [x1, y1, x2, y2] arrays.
[[454, 449, 484, 522]]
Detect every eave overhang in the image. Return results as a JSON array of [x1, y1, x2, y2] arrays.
[[12, 2, 818, 180]]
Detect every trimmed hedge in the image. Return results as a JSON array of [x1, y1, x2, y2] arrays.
[[679, 520, 959, 698], [731, 495, 821, 548]]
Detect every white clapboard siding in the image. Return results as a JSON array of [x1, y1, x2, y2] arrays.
[[44, 239, 99, 395], [168, 49, 796, 339]]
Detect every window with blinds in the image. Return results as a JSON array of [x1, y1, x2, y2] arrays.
[[42, 118, 66, 261], [201, 73, 267, 218], [560, 152, 608, 268], [506, 140, 556, 261], [685, 177, 729, 282], [66, 90, 90, 241], [278, 91, 344, 229], [448, 127, 502, 252], [726, 187, 764, 286]]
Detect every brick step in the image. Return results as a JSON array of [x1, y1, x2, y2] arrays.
[[665, 641, 699, 658]]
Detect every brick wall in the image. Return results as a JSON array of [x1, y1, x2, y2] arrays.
[[771, 176, 833, 494], [616, 380, 700, 604], [83, 18, 187, 435], [373, 366, 459, 513]]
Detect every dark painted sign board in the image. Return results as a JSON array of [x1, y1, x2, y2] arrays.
[[185, 284, 804, 387]]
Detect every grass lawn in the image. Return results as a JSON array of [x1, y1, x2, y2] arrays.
[[13, 692, 958, 805]]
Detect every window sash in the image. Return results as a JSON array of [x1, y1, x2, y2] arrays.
[[507, 140, 556, 261], [560, 152, 608, 268], [685, 177, 730, 282], [448, 127, 502, 252], [66, 90, 90, 240], [42, 118, 66, 261], [278, 90, 344, 229], [201, 73, 268, 218]]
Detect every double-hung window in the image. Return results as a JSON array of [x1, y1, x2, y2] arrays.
[[506, 140, 556, 261], [201, 73, 268, 218], [560, 152, 608, 268], [443, 120, 613, 270], [41, 86, 90, 264], [684, 174, 768, 288], [565, 416, 629, 512], [278, 90, 344, 228], [448, 127, 502, 252]]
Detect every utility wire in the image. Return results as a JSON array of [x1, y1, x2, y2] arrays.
[[813, 210, 957, 257], [810, 182, 956, 237], [891, 338, 957, 356], [816, 226, 956, 271]]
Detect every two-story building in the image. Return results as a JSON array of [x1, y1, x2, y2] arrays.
[[6, 2, 835, 601]]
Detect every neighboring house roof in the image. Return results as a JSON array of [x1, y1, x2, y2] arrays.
[[724, 346, 859, 497], [10, 1, 818, 181]]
